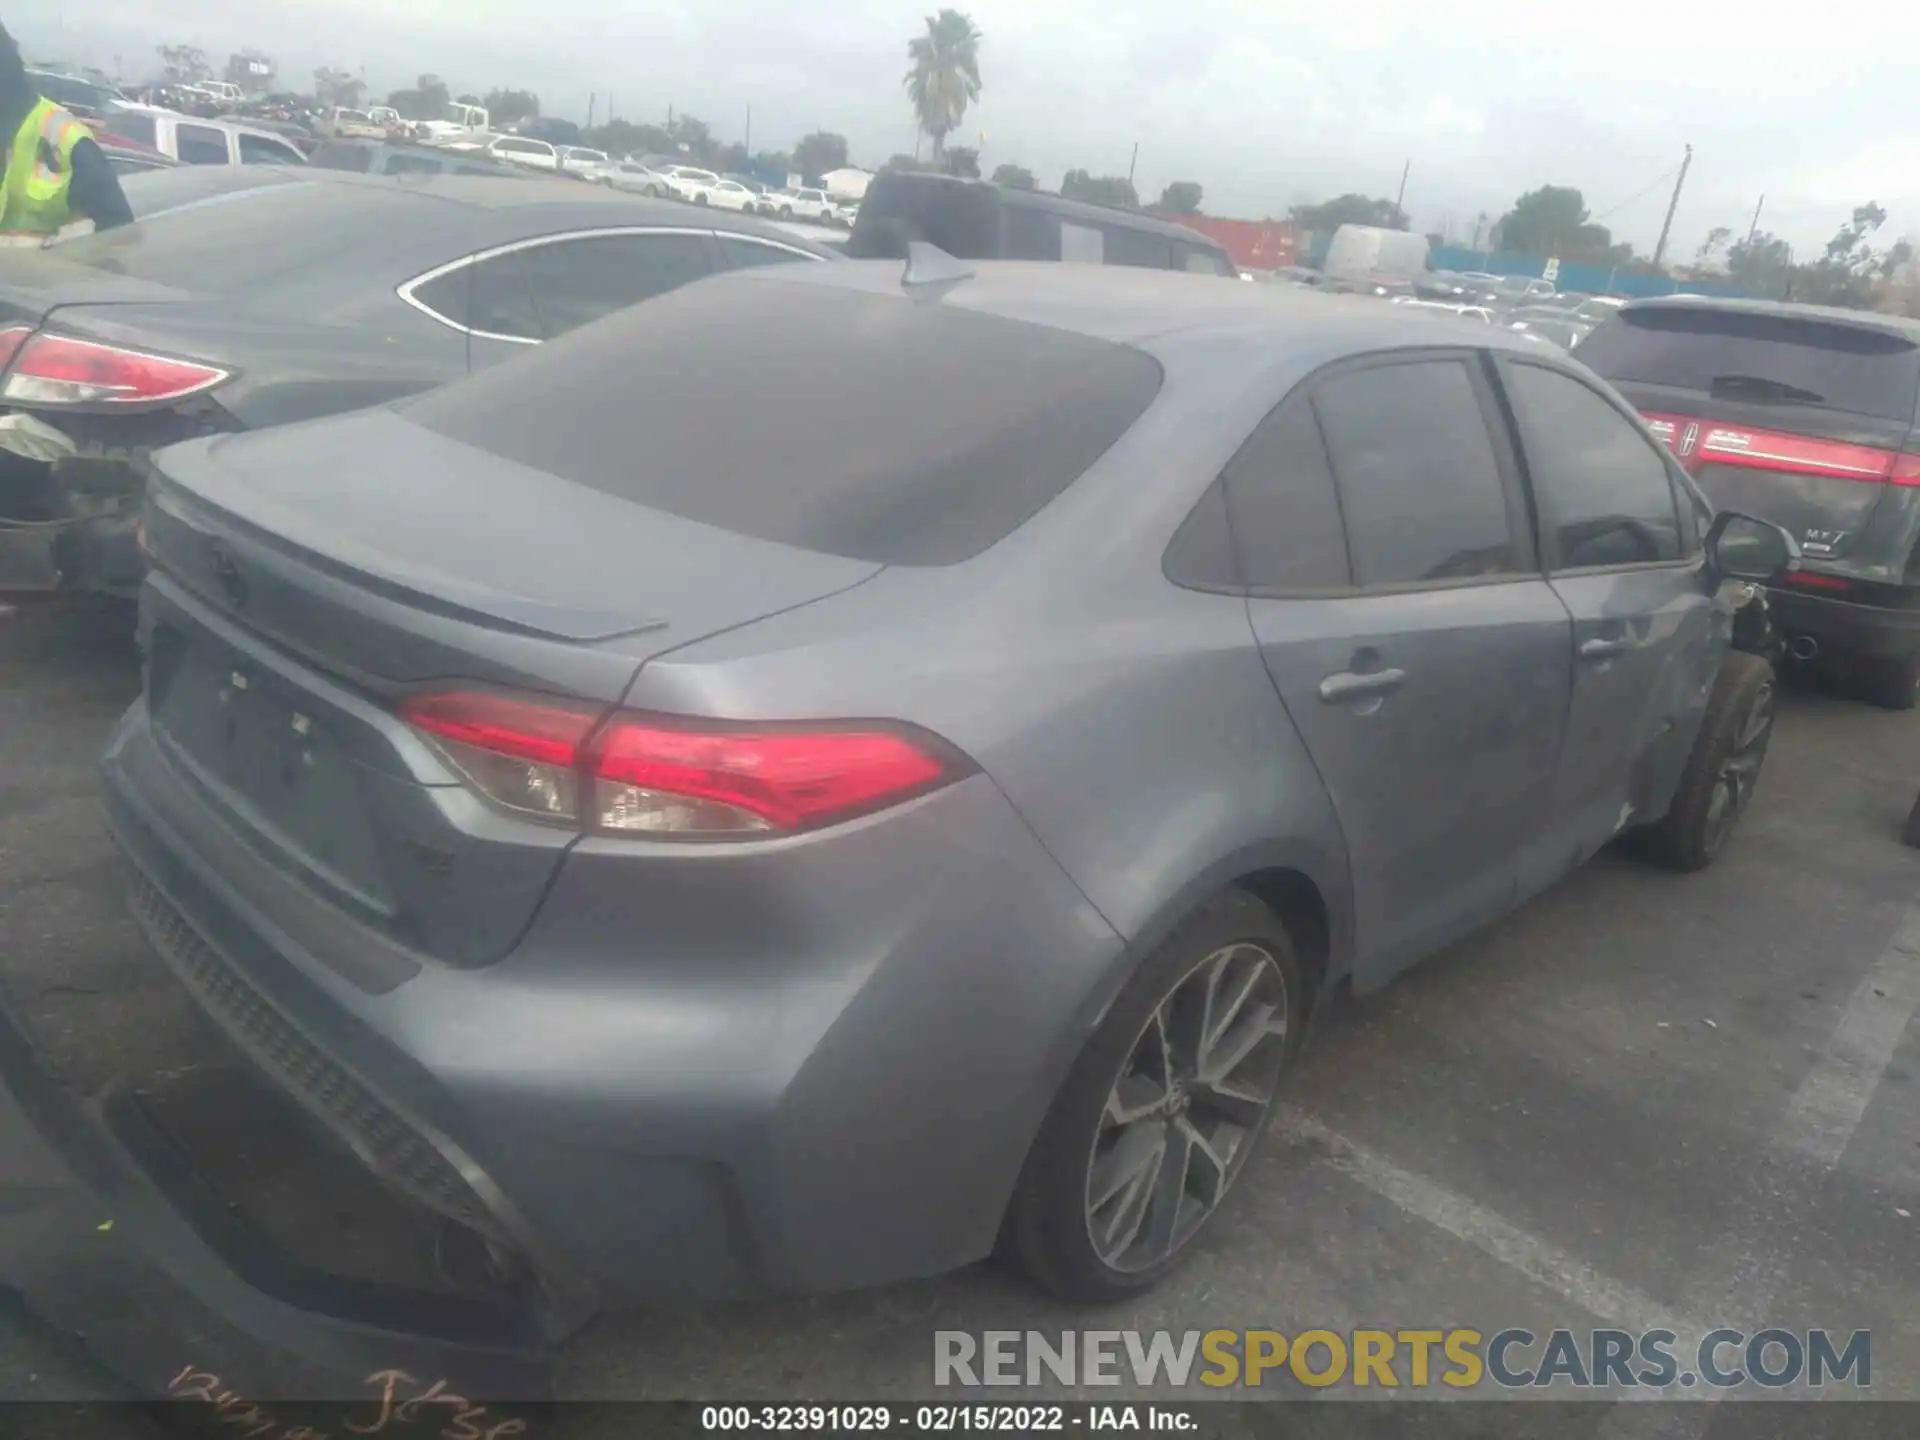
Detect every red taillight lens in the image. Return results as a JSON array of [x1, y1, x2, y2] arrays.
[[400, 691, 960, 838], [1892, 454, 1920, 488], [0, 324, 33, 372], [0, 332, 229, 406], [1782, 571, 1853, 592]]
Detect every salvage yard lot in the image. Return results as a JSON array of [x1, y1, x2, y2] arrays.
[[1, 599, 1916, 1420]]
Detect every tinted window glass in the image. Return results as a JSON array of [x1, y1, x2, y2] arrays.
[[1000, 201, 1055, 260], [1184, 247, 1232, 275], [406, 277, 1164, 565], [717, 236, 816, 270], [846, 172, 999, 259], [1312, 360, 1518, 586], [1220, 393, 1351, 589], [518, 233, 713, 337], [307, 140, 373, 172], [408, 267, 470, 331], [238, 133, 299, 165], [1164, 478, 1240, 589], [1505, 364, 1682, 568], [465, 251, 541, 339], [1579, 308, 1920, 421], [385, 152, 443, 174], [1105, 225, 1173, 270], [52, 180, 420, 289], [104, 112, 156, 147], [1061, 221, 1104, 264], [177, 124, 229, 165]]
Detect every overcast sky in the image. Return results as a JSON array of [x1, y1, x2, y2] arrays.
[[20, 1, 1920, 260]]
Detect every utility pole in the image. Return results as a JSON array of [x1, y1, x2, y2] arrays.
[[586, 93, 596, 130], [1395, 158, 1410, 217], [1651, 143, 1693, 273], [1746, 193, 1764, 245], [744, 104, 752, 154], [1128, 141, 1139, 187]]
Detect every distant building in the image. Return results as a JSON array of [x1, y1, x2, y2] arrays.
[[1155, 213, 1301, 272]]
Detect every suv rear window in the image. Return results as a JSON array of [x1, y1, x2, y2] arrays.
[[405, 274, 1164, 565], [1579, 307, 1920, 421]]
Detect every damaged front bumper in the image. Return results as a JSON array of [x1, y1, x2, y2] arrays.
[[0, 987, 559, 1406]]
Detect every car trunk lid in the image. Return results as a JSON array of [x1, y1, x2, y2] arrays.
[[1583, 305, 1920, 562], [138, 409, 885, 968]]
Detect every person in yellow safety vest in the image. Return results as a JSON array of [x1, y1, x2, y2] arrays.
[[0, 22, 131, 245]]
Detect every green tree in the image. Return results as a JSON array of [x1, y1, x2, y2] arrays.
[[1159, 181, 1203, 214], [1693, 225, 1733, 271], [792, 131, 850, 179], [754, 150, 793, 181], [483, 88, 540, 126], [944, 145, 980, 178], [586, 119, 673, 159], [1491, 184, 1624, 261], [386, 74, 451, 122], [991, 163, 1034, 190], [885, 153, 932, 172], [668, 113, 717, 164], [1787, 203, 1889, 308], [312, 66, 363, 108], [1289, 193, 1408, 233], [716, 141, 751, 175], [1726, 231, 1794, 298], [157, 44, 211, 84], [904, 9, 983, 161], [1061, 170, 1138, 208]]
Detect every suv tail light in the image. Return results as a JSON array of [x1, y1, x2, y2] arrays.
[[400, 691, 964, 838], [0, 332, 229, 406]]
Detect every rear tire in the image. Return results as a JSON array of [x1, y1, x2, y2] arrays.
[[1853, 654, 1920, 711], [1002, 890, 1307, 1303], [1643, 650, 1776, 872]]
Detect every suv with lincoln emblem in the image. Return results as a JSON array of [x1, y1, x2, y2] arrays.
[[1581, 298, 1920, 707]]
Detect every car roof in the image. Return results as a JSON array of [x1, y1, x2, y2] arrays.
[[730, 257, 1562, 357], [1618, 294, 1920, 340]]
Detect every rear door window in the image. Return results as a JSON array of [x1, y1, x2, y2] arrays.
[[1502, 362, 1684, 569], [1579, 307, 1920, 421], [1217, 393, 1352, 589], [516, 232, 715, 337], [176, 124, 230, 165], [465, 250, 541, 340], [238, 133, 301, 165], [1312, 358, 1523, 587], [1104, 226, 1174, 270], [405, 277, 1164, 565]]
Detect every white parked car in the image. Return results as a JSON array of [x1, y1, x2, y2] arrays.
[[603, 159, 674, 196], [831, 198, 860, 229], [414, 102, 491, 146], [556, 146, 612, 181], [703, 179, 761, 213], [98, 108, 308, 166], [482, 136, 561, 172], [756, 186, 837, 223], [662, 166, 721, 201]]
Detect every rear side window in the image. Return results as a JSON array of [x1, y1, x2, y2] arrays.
[[105, 112, 156, 147], [385, 152, 444, 175], [465, 251, 541, 339], [1503, 363, 1683, 568], [516, 233, 713, 337], [238, 133, 300, 165], [177, 124, 229, 165], [405, 276, 1164, 565], [1105, 226, 1173, 270], [1219, 393, 1351, 589], [1579, 307, 1920, 421], [308, 141, 373, 173], [1312, 360, 1520, 586]]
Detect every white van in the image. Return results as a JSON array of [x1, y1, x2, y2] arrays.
[[1322, 225, 1430, 291]]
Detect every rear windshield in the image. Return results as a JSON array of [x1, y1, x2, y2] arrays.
[[1580, 307, 1920, 421], [406, 274, 1164, 565], [51, 179, 424, 290]]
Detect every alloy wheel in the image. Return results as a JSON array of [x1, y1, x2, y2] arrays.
[[1084, 943, 1289, 1272], [1704, 681, 1774, 857]]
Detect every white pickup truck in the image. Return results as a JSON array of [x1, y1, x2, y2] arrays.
[[414, 101, 491, 146]]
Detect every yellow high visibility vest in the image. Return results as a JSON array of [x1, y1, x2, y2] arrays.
[[0, 98, 86, 241]]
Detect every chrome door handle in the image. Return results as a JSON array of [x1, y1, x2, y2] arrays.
[[1319, 668, 1407, 703], [1579, 637, 1633, 660]]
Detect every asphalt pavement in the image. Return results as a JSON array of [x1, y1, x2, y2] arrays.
[[0, 599, 1915, 1433]]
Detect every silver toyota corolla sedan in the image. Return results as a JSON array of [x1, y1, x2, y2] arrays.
[[101, 257, 1790, 1319]]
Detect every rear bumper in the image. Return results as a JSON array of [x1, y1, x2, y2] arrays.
[[1764, 585, 1920, 662], [98, 698, 1123, 1306], [0, 981, 553, 1403]]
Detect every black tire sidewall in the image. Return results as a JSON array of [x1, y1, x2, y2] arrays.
[[1004, 889, 1308, 1303], [1650, 650, 1775, 871]]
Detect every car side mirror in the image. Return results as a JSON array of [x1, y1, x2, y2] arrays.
[[1704, 509, 1801, 586]]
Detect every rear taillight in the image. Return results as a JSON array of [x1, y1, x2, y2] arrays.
[[1783, 571, 1852, 593], [0, 332, 228, 406], [0, 324, 32, 372], [400, 691, 963, 838]]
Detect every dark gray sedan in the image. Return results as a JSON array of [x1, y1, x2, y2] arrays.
[[100, 260, 1792, 1327], [0, 169, 834, 592]]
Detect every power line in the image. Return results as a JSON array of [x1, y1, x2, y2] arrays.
[[1591, 162, 1685, 224]]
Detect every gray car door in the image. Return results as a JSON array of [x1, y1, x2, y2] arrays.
[[1493, 357, 1718, 892], [1236, 354, 1572, 989]]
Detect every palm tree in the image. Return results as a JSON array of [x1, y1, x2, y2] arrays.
[[904, 10, 982, 161]]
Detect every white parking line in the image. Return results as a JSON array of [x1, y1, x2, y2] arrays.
[[1273, 899, 1920, 1420], [1273, 1108, 1704, 1339]]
